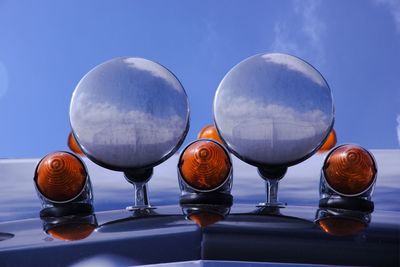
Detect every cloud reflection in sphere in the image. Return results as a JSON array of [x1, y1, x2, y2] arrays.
[[213, 53, 334, 167], [70, 57, 190, 171]]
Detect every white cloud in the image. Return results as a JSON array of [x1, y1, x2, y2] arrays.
[[271, 0, 326, 65], [262, 53, 326, 86], [220, 96, 330, 141], [71, 98, 188, 167], [374, 0, 400, 33], [74, 101, 186, 146], [0, 62, 8, 98], [123, 57, 184, 92], [397, 114, 400, 146], [216, 96, 332, 164]]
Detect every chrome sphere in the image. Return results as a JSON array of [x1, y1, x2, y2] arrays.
[[70, 57, 190, 171], [214, 53, 334, 167]]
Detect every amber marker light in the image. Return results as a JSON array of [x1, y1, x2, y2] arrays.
[[188, 212, 224, 228], [47, 223, 96, 241], [197, 124, 223, 144], [179, 140, 231, 192], [318, 129, 337, 153], [68, 132, 84, 156], [34, 152, 87, 202], [317, 217, 366, 236], [323, 144, 377, 196]]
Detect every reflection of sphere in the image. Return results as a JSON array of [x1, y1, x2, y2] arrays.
[[318, 129, 337, 153], [68, 132, 84, 155], [198, 124, 223, 144], [189, 212, 223, 227], [35, 152, 87, 202], [70, 57, 189, 170], [318, 217, 366, 236], [324, 145, 376, 195], [47, 223, 96, 241], [179, 140, 231, 191], [214, 53, 334, 167]]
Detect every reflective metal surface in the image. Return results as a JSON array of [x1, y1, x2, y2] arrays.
[[214, 53, 334, 167], [0, 151, 399, 266], [70, 57, 190, 171]]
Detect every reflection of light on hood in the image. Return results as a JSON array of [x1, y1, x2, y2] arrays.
[[222, 96, 329, 141], [70, 254, 135, 267], [0, 62, 8, 98], [397, 114, 400, 147], [74, 101, 185, 145], [262, 53, 326, 87], [123, 58, 183, 92]]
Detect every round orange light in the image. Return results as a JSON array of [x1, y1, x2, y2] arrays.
[[318, 129, 337, 153], [47, 223, 96, 241], [35, 152, 87, 202], [318, 217, 366, 236], [179, 140, 231, 191], [68, 132, 84, 156], [197, 124, 223, 144], [323, 145, 376, 196], [188, 212, 224, 228]]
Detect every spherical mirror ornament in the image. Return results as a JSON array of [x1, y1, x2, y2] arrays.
[[70, 57, 190, 171], [214, 53, 334, 168]]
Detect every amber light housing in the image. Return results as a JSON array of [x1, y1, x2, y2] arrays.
[[34, 151, 89, 203], [188, 212, 224, 228], [317, 217, 366, 236], [178, 139, 232, 192], [197, 124, 224, 145], [318, 129, 337, 153], [68, 132, 84, 156], [315, 208, 370, 237], [322, 144, 377, 197], [47, 223, 96, 241]]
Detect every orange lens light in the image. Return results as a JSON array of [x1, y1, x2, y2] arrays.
[[318, 129, 337, 153], [47, 223, 96, 241], [68, 132, 84, 156], [318, 217, 366, 236], [323, 145, 376, 196], [179, 140, 231, 191], [197, 124, 223, 144], [35, 152, 87, 202], [188, 212, 224, 228]]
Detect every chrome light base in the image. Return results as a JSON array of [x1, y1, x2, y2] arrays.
[[256, 167, 287, 208], [124, 168, 156, 211]]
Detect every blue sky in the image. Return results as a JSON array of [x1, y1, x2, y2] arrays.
[[0, 0, 399, 158]]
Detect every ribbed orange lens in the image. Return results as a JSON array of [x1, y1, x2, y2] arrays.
[[318, 129, 337, 153], [35, 152, 87, 202], [68, 132, 84, 155], [189, 212, 223, 227], [47, 223, 96, 241], [197, 124, 223, 144], [179, 140, 231, 191], [323, 145, 376, 195], [318, 218, 366, 236]]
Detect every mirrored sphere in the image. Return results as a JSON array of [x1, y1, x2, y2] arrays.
[[70, 57, 190, 171], [214, 53, 334, 167]]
